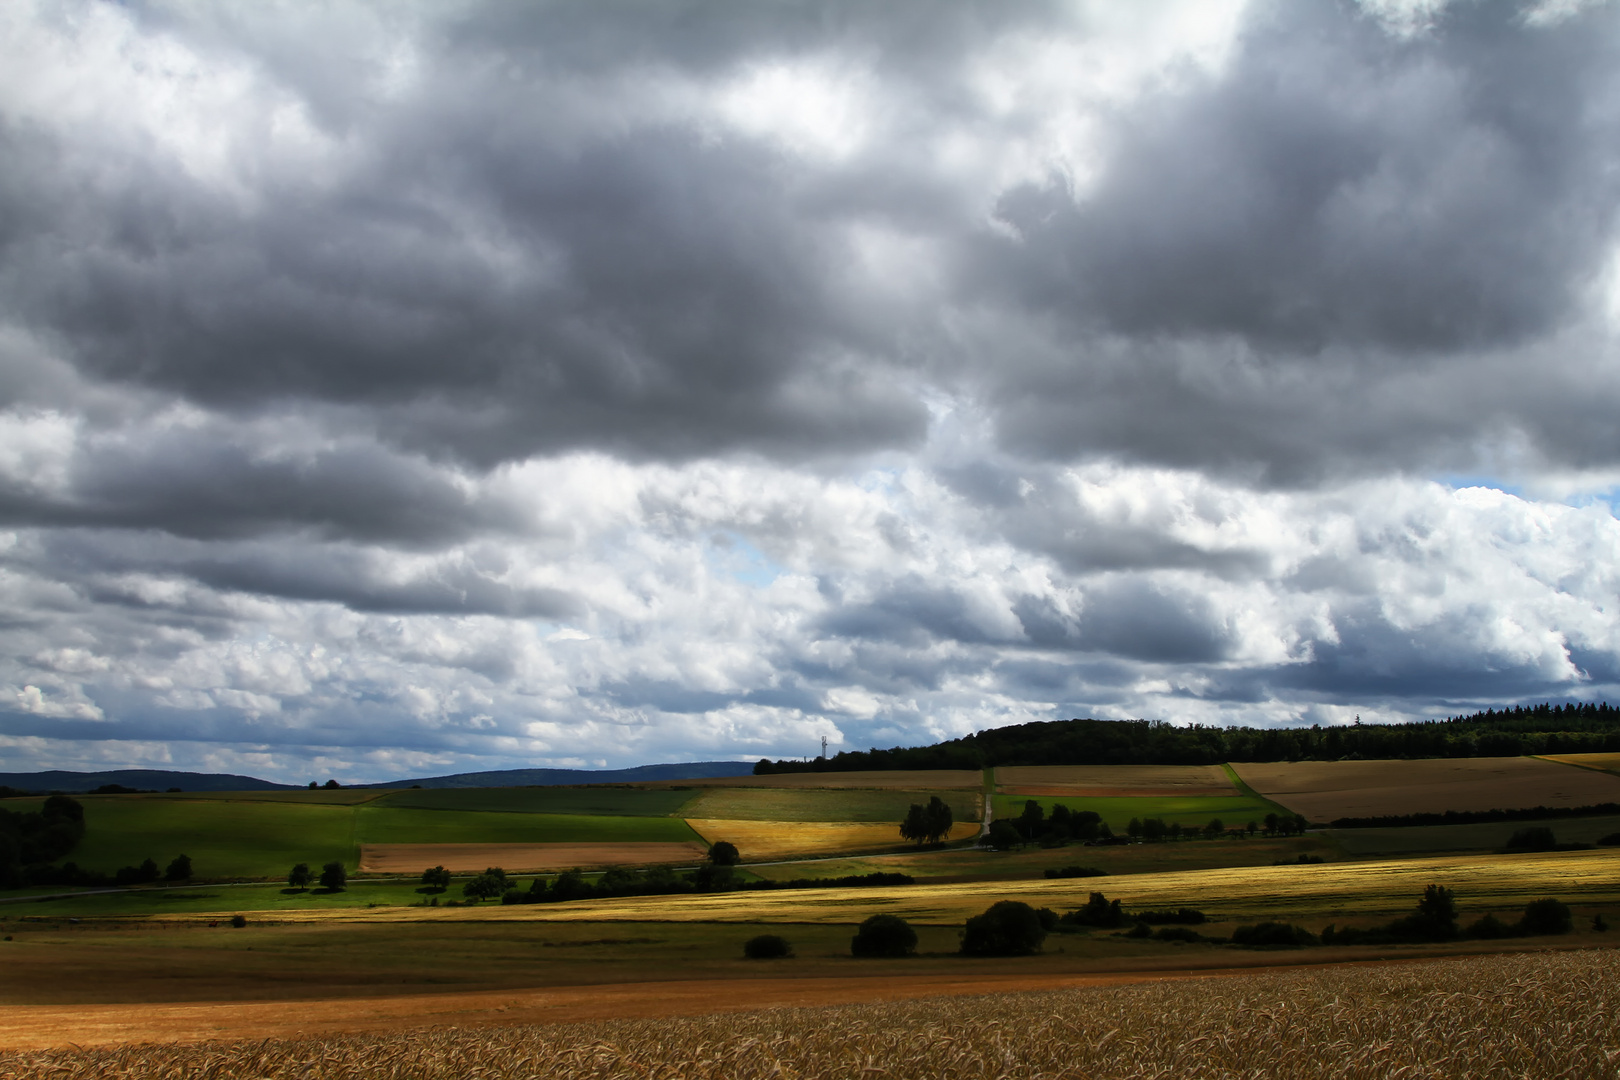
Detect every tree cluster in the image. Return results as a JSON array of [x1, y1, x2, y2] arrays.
[[286, 861, 346, 891], [754, 702, 1620, 774], [899, 796, 955, 846], [487, 866, 914, 906], [1319, 886, 1578, 945], [0, 795, 85, 888]]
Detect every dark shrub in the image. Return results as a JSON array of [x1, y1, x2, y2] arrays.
[[743, 934, 793, 959], [1517, 898, 1573, 936], [1134, 908, 1206, 925], [707, 841, 740, 866], [1593, 914, 1609, 932], [1505, 826, 1557, 852], [1060, 891, 1124, 929], [164, 854, 192, 881], [1466, 913, 1513, 939], [1154, 927, 1203, 943], [317, 861, 346, 892], [1598, 832, 1620, 846], [851, 914, 917, 957], [1231, 921, 1317, 948], [1044, 866, 1107, 879], [961, 900, 1047, 956], [984, 821, 1023, 851], [1125, 921, 1152, 939], [229, 914, 247, 928]]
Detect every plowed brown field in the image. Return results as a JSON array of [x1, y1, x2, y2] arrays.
[[997, 764, 1236, 797], [1233, 756, 1620, 820], [358, 842, 706, 873], [642, 770, 984, 790]]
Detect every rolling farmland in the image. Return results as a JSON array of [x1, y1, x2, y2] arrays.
[[1234, 756, 1620, 820], [996, 763, 1236, 796]]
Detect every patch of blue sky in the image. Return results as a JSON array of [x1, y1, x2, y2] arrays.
[[1434, 473, 1524, 497], [709, 531, 782, 588]]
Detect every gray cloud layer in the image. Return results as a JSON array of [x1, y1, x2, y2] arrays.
[[1, 0, 1619, 781]]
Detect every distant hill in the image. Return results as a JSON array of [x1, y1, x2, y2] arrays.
[[371, 761, 758, 789], [754, 702, 1620, 774], [0, 769, 298, 794], [0, 760, 757, 794]]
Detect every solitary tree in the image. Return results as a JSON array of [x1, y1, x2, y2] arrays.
[[318, 861, 347, 892], [707, 841, 740, 866], [420, 865, 451, 891], [900, 803, 929, 846], [961, 900, 1047, 956], [287, 862, 312, 890], [923, 795, 954, 844]]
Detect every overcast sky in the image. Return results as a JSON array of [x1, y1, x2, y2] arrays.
[[3, 0, 1620, 783]]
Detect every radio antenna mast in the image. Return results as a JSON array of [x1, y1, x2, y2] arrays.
[[820, 735, 828, 759]]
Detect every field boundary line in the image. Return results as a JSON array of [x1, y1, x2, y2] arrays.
[[1220, 763, 1304, 821], [1534, 754, 1620, 777]]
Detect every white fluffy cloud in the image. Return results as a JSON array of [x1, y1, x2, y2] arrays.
[[1, 0, 1619, 782]]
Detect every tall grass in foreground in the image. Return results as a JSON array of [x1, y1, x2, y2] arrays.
[[4, 950, 1617, 1078]]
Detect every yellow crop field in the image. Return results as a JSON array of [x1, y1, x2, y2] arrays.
[[215, 848, 1619, 930], [7, 951, 1615, 1078], [997, 764, 1235, 796], [1541, 751, 1620, 775], [684, 818, 981, 861]]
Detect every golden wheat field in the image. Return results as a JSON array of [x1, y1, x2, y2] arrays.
[[4, 950, 1616, 1079], [1542, 751, 1620, 775], [684, 818, 981, 860]]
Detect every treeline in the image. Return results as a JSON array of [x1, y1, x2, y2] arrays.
[[754, 702, 1620, 773], [1331, 802, 1620, 829], [432, 866, 914, 906], [1, 793, 193, 889]]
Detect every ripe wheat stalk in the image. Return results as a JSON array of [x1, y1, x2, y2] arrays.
[[3, 950, 1617, 1079]]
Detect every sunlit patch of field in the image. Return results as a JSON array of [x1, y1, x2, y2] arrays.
[[358, 841, 707, 873], [641, 770, 985, 790], [1541, 751, 1620, 775], [1234, 756, 1620, 820], [5, 950, 1616, 1078], [207, 847, 1619, 928], [684, 819, 981, 861], [682, 787, 979, 824], [997, 764, 1236, 797]]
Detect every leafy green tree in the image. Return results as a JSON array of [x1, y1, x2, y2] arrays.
[[1204, 819, 1224, 838], [960, 900, 1046, 956], [1016, 799, 1044, 839], [462, 867, 509, 900], [318, 861, 347, 891], [1263, 813, 1280, 835], [1126, 817, 1143, 839], [164, 854, 192, 881], [851, 914, 918, 957], [420, 865, 451, 891], [923, 795, 954, 844], [707, 841, 740, 866], [323, 779, 341, 789], [984, 820, 1022, 851], [900, 803, 929, 846], [287, 862, 312, 890]]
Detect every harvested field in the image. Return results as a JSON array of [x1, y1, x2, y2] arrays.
[[997, 764, 1236, 797], [1541, 751, 1620, 775], [358, 842, 706, 873], [681, 787, 980, 824], [642, 770, 984, 790], [1233, 756, 1620, 821], [682, 819, 981, 861], [4, 951, 1617, 1076]]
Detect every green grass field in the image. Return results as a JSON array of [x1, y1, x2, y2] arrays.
[[353, 806, 701, 845], [992, 793, 1282, 831], [369, 786, 698, 816], [68, 798, 358, 879], [684, 787, 979, 823]]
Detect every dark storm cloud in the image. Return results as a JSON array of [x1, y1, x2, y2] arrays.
[[976, 0, 1620, 481]]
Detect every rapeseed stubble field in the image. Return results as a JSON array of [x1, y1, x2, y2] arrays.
[[3, 950, 1615, 1079]]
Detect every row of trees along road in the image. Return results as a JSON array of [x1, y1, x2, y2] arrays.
[[287, 862, 347, 891]]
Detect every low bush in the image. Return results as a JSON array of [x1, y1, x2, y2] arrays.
[[1504, 826, 1558, 852], [1154, 926, 1204, 943], [743, 934, 793, 959], [1517, 897, 1573, 936], [850, 914, 917, 958], [1231, 921, 1317, 948], [1043, 865, 1107, 879]]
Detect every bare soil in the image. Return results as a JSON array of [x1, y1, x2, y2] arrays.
[[1233, 756, 1620, 821], [358, 842, 707, 872], [996, 765, 1236, 795]]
